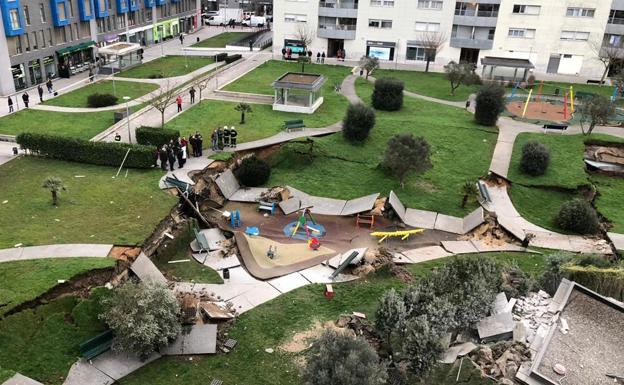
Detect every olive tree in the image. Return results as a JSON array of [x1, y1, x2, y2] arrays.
[[580, 94, 615, 135], [382, 134, 432, 188], [444, 61, 481, 96]]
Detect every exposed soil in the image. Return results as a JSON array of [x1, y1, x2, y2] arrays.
[[279, 320, 351, 354]]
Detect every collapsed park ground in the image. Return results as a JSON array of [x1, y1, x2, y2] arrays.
[[1, 50, 624, 385]]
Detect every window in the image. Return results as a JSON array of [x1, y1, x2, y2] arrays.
[[24, 33, 30, 51], [417, 0, 442, 9], [608, 34, 623, 47], [284, 13, 306, 22], [415, 21, 440, 32], [9, 9, 21, 29], [57, 2, 66, 20], [370, 0, 394, 6], [508, 28, 535, 38], [16, 35, 22, 53], [48, 27, 53, 45], [566, 7, 594, 17], [369, 19, 392, 28], [512, 4, 540, 15], [68, 0, 74, 17], [69, 22, 74, 40], [84, 0, 92, 15], [406, 46, 431, 61], [560, 31, 589, 41], [39, 3, 46, 22], [39, 30, 45, 47], [32, 31, 38, 49], [23, 6, 30, 25]]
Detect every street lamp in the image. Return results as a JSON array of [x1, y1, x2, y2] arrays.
[[123, 96, 132, 143]]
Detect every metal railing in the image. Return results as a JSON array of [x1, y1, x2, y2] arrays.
[[319, 1, 358, 9], [318, 23, 357, 30], [454, 9, 498, 17]]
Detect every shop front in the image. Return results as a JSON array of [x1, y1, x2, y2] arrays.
[[56, 40, 96, 78], [179, 14, 196, 34], [153, 18, 180, 43], [120, 24, 154, 45], [43, 55, 57, 79], [11, 64, 27, 91], [28, 59, 43, 84], [366, 41, 396, 61]]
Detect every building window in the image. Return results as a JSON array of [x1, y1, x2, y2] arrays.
[[512, 4, 540, 15], [508, 28, 535, 38], [9, 9, 21, 30], [23, 6, 31, 25], [370, 0, 394, 6], [32, 31, 38, 49], [368, 19, 392, 28], [560, 31, 589, 41], [48, 27, 54, 45], [24, 33, 30, 51], [16, 36, 23, 54], [284, 13, 306, 22], [39, 3, 46, 22], [415, 21, 440, 32], [57, 2, 67, 20], [417, 0, 442, 9], [566, 8, 594, 17], [40, 30, 46, 47], [406, 46, 430, 61], [68, 0, 74, 17]]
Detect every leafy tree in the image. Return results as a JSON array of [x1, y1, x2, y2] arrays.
[[402, 316, 445, 377], [99, 280, 181, 358], [234, 102, 253, 124], [460, 181, 478, 208], [539, 253, 572, 296], [580, 94, 615, 135], [376, 288, 406, 357], [302, 329, 387, 385], [382, 134, 431, 188], [42, 176, 66, 206], [359, 55, 380, 79], [372, 78, 404, 111], [402, 281, 457, 335], [556, 198, 600, 234], [520, 141, 550, 176], [343, 103, 376, 142], [235, 155, 271, 186], [474, 83, 505, 126], [443, 61, 481, 96]]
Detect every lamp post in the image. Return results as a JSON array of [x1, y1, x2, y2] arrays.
[[123, 96, 132, 143]]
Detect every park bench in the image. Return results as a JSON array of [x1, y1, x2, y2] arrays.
[[193, 226, 210, 254], [257, 200, 276, 215], [477, 181, 491, 204], [543, 123, 568, 134], [284, 119, 305, 132], [165, 176, 192, 196], [80, 329, 113, 360]]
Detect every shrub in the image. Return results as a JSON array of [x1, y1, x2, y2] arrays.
[[403, 316, 445, 377], [148, 73, 165, 79], [235, 156, 271, 187], [574, 254, 612, 268], [474, 83, 505, 126], [520, 141, 550, 176], [302, 330, 387, 385], [225, 54, 242, 64], [342, 103, 375, 142], [501, 263, 535, 298], [136, 126, 180, 147], [215, 52, 227, 62], [372, 77, 404, 111], [16, 132, 154, 168], [562, 264, 624, 301], [87, 93, 118, 108], [556, 198, 600, 234], [539, 253, 572, 296], [382, 134, 431, 188]]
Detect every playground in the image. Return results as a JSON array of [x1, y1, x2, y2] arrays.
[[505, 82, 579, 123]]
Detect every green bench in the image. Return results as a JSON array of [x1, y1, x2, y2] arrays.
[[80, 329, 113, 360], [193, 226, 210, 254], [165, 176, 192, 196], [284, 119, 305, 132]]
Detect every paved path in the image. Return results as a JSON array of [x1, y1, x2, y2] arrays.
[[0, 244, 113, 263], [0, 141, 18, 165]]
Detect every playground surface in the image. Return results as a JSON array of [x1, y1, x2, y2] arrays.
[[506, 100, 570, 123]]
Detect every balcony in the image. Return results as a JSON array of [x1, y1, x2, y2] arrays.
[[318, 1, 358, 18], [450, 37, 493, 50], [606, 23, 624, 35], [453, 9, 498, 27], [317, 23, 356, 39]]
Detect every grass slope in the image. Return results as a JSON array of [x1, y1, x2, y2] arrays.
[[373, 69, 478, 102], [43, 80, 158, 108], [192, 32, 254, 48], [0, 109, 114, 139], [0, 157, 176, 248], [267, 78, 497, 217], [0, 257, 116, 316], [117, 56, 214, 79]]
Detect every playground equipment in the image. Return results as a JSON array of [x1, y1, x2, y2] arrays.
[[356, 213, 375, 229], [257, 200, 276, 215], [245, 226, 259, 236], [308, 237, 321, 250], [521, 88, 533, 118], [370, 229, 425, 243], [230, 209, 241, 228], [329, 250, 360, 280], [267, 245, 276, 259], [290, 208, 317, 238]]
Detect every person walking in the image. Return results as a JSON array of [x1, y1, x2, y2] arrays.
[[37, 84, 44, 102], [22, 92, 29, 108], [196, 132, 203, 156], [176, 95, 183, 112], [189, 87, 196, 104], [230, 126, 237, 148], [321, 52, 325, 64], [216, 126, 224, 151], [316, 52, 320, 63], [7, 97, 13, 113], [223, 125, 230, 148], [88, 67, 94, 82], [210, 129, 217, 151], [179, 33, 184, 45], [46, 78, 53, 93], [159, 145, 168, 171]]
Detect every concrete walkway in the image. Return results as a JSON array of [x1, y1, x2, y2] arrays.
[[0, 244, 113, 263]]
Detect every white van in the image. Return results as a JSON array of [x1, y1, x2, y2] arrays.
[[241, 16, 266, 27], [205, 15, 228, 26]]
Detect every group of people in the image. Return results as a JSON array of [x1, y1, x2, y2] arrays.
[[211, 126, 238, 151], [157, 132, 204, 171], [6, 78, 59, 113], [281, 47, 330, 64]]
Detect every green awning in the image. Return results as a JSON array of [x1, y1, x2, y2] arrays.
[[56, 40, 96, 56]]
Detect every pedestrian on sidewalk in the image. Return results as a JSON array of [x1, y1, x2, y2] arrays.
[[46, 78, 53, 93], [22, 92, 29, 108], [176, 95, 183, 112], [321, 52, 325, 64], [210, 129, 217, 151], [223, 125, 230, 147], [179, 33, 184, 45], [316, 52, 320, 63], [230, 126, 237, 148], [114, 132, 122, 141], [189, 87, 196, 103], [196, 132, 203, 156], [281, 47, 286, 59], [88, 67, 94, 82], [37, 85, 44, 102], [7, 97, 13, 113], [159, 145, 168, 171]]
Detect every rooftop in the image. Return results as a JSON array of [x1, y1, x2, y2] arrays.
[[481, 56, 535, 69], [272, 72, 326, 91]]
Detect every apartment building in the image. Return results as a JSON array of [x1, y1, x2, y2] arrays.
[[0, 0, 200, 94], [273, 0, 624, 80]]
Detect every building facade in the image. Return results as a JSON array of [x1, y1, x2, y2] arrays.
[[0, 0, 201, 94], [273, 0, 624, 80]]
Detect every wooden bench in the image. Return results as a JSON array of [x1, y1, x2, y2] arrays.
[[257, 200, 276, 215], [543, 123, 568, 134], [284, 119, 305, 132], [80, 329, 113, 360], [193, 227, 210, 254]]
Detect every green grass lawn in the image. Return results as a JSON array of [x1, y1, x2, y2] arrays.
[[0, 257, 116, 316], [591, 174, 624, 233], [43, 80, 159, 108], [0, 289, 109, 385], [266, 78, 496, 217], [117, 56, 215, 79], [0, 109, 115, 138], [192, 32, 254, 48], [373, 69, 478, 102], [510, 185, 577, 233], [120, 252, 546, 385], [0, 157, 176, 248]]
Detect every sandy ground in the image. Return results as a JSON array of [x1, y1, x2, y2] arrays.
[[241, 233, 336, 269], [506, 101, 571, 122]]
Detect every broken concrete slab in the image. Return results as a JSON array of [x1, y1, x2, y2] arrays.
[[392, 253, 413, 264], [2, 374, 44, 385], [229, 187, 269, 203], [462, 207, 485, 233], [326, 248, 367, 269], [278, 197, 302, 215], [268, 272, 310, 293], [498, 216, 526, 241], [400, 246, 454, 263], [441, 241, 479, 254], [387, 191, 407, 222], [161, 324, 218, 355], [0, 244, 114, 263], [63, 360, 114, 385], [231, 283, 281, 309], [340, 193, 380, 216], [214, 169, 240, 199], [201, 252, 240, 271], [299, 264, 358, 284], [200, 228, 226, 251], [130, 253, 167, 284], [493, 292, 509, 315], [90, 351, 161, 380], [303, 196, 347, 216], [434, 214, 464, 234], [199, 302, 235, 320], [607, 232, 624, 251], [404, 208, 438, 229], [219, 266, 260, 284], [470, 240, 527, 253], [440, 342, 477, 364], [477, 312, 515, 343], [513, 322, 527, 343], [503, 298, 517, 314]]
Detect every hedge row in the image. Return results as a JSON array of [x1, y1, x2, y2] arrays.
[[563, 264, 624, 301], [136, 126, 180, 147], [17, 132, 155, 168], [225, 54, 242, 64]]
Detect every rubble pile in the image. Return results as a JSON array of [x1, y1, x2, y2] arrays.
[[356, 248, 414, 283], [512, 290, 555, 343], [472, 341, 531, 384], [259, 186, 288, 203], [462, 215, 515, 246]]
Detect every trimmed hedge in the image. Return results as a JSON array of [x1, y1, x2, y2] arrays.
[[372, 77, 404, 111], [235, 156, 271, 186], [136, 126, 180, 147], [225, 54, 242, 64], [17, 132, 155, 168], [343, 103, 375, 142], [520, 141, 550, 176], [556, 198, 600, 234], [87, 93, 118, 108], [215, 53, 227, 62], [563, 264, 624, 301]]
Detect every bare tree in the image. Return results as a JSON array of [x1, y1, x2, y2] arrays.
[[419, 31, 447, 73], [195, 76, 211, 104], [294, 23, 315, 51], [590, 40, 624, 86], [150, 81, 177, 128]]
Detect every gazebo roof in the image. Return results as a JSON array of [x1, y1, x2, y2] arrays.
[[272, 72, 326, 91], [481, 56, 535, 69], [98, 42, 141, 56]]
